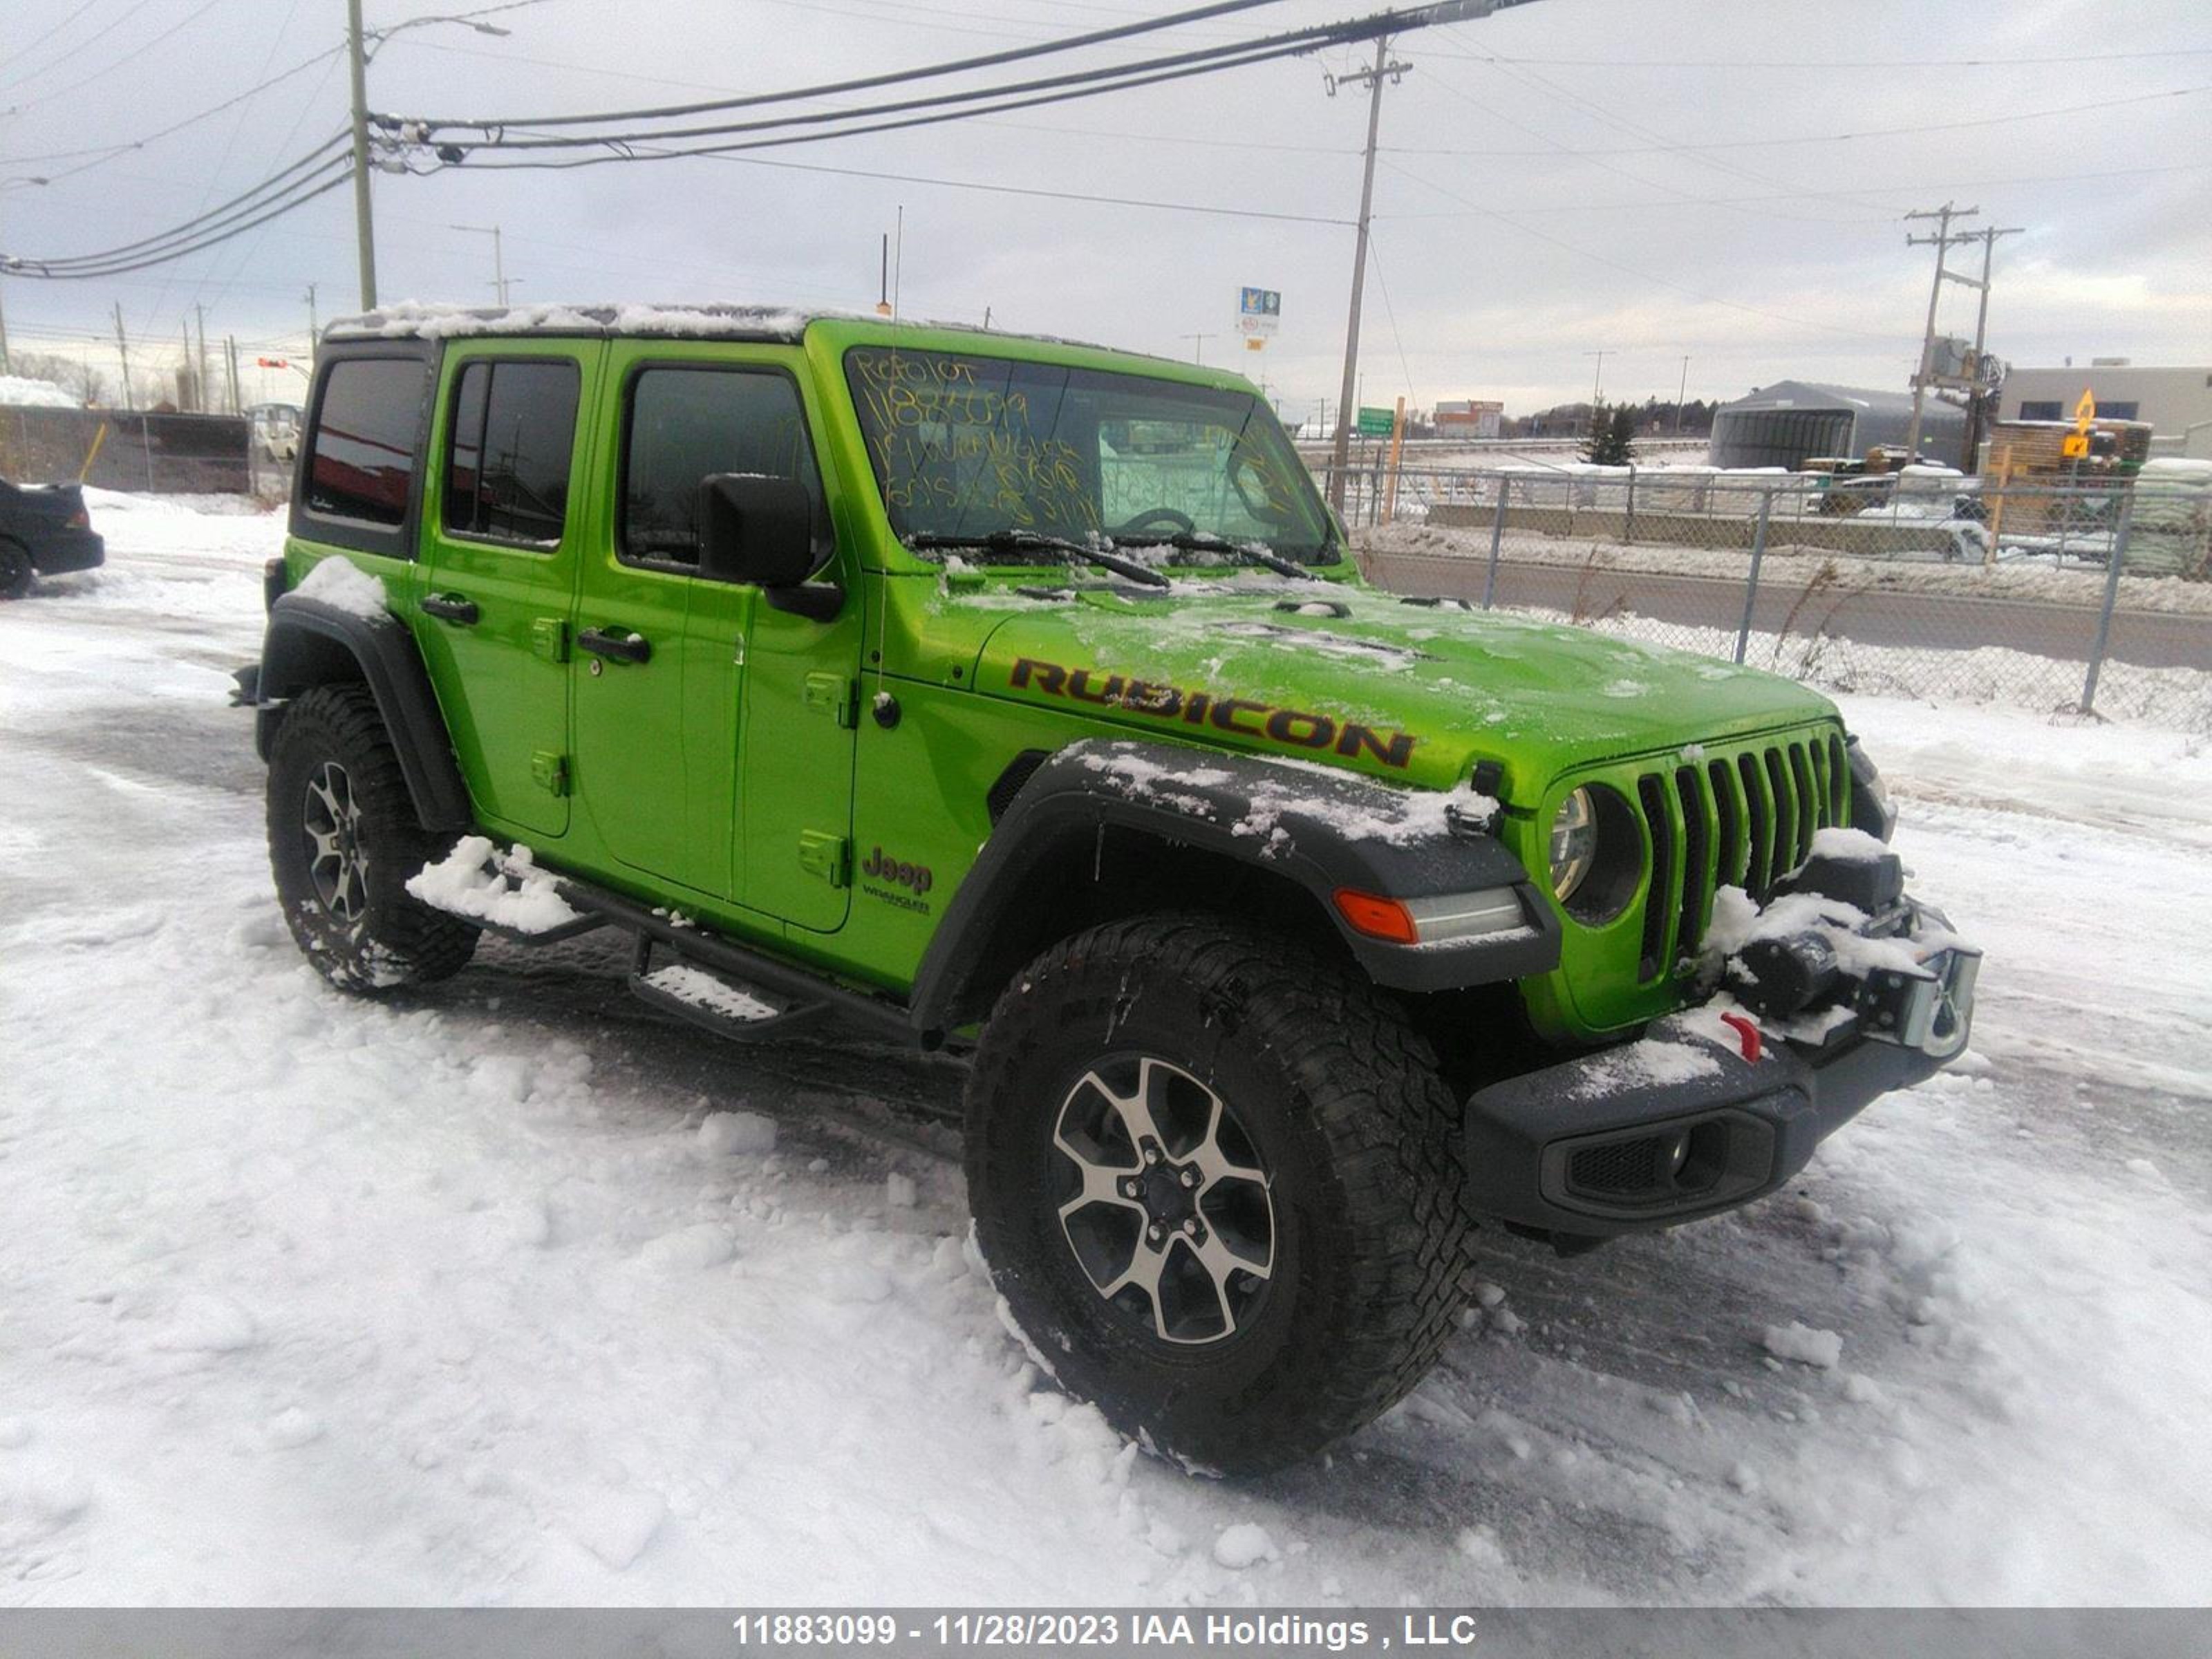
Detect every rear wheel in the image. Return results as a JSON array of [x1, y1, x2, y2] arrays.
[[266, 684, 476, 993], [0, 542, 32, 601], [965, 915, 1474, 1473]]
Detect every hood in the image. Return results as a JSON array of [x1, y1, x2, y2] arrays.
[[962, 577, 1839, 805]]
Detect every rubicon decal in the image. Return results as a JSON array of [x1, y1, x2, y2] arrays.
[[1009, 657, 1416, 768]]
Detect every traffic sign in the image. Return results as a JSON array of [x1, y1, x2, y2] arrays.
[[1236, 286, 1281, 338], [1356, 406, 1394, 436]]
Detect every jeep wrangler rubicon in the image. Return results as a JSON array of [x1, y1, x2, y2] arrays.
[[238, 303, 1978, 1474]]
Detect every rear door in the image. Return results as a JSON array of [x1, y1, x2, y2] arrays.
[[416, 341, 598, 838]]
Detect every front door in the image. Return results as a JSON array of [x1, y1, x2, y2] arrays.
[[417, 341, 597, 838], [570, 346, 856, 921]]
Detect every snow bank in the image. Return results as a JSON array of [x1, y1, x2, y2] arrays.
[[406, 837, 580, 932]]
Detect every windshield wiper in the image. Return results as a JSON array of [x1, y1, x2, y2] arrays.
[[1108, 530, 1311, 581], [906, 529, 1170, 589]]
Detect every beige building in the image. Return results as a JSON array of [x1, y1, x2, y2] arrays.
[[1998, 362, 2212, 457]]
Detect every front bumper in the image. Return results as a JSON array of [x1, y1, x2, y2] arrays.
[[1465, 898, 1978, 1240]]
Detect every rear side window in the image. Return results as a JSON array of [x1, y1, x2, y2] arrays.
[[443, 359, 581, 547], [621, 366, 825, 566], [304, 357, 429, 527]]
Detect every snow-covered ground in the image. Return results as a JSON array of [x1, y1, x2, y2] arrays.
[[2, 496, 2209, 1606]]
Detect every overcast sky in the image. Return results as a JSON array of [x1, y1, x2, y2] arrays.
[[4, 0, 2209, 416]]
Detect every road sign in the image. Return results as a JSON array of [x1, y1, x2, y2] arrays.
[[1356, 406, 1394, 437], [1236, 286, 1281, 339]]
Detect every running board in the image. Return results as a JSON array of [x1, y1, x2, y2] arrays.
[[626, 936, 827, 1044]]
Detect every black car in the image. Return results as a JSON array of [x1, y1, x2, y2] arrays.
[[0, 477, 106, 598]]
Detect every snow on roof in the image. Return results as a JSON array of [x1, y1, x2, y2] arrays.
[[324, 299, 1125, 358]]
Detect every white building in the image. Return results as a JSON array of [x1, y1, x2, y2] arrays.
[[1998, 361, 2212, 457]]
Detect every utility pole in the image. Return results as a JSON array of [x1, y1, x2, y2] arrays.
[[1325, 34, 1405, 510], [1902, 202, 1977, 459], [306, 283, 319, 362], [194, 303, 211, 413], [1584, 349, 1609, 408], [1956, 223, 2024, 470], [346, 0, 377, 310], [1674, 355, 1690, 435], [451, 223, 508, 303], [113, 303, 132, 409], [226, 335, 242, 414], [1179, 332, 1217, 365]]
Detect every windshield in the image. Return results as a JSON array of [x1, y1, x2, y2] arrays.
[[843, 346, 1338, 565]]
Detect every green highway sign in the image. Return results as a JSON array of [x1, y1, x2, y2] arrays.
[[1356, 406, 1394, 436]]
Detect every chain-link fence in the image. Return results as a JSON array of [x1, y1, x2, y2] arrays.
[[1343, 467, 2212, 734]]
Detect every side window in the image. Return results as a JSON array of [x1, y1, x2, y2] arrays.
[[442, 359, 581, 547], [304, 357, 429, 527], [621, 366, 825, 566]]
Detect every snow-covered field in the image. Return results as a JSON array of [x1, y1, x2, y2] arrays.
[[2, 495, 2209, 1606]]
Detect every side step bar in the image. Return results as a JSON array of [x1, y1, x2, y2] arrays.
[[626, 934, 829, 1044], [423, 843, 926, 1047], [554, 874, 920, 1047]]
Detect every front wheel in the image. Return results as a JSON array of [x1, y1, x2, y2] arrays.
[[964, 915, 1474, 1473], [0, 542, 32, 601], [266, 684, 477, 993]]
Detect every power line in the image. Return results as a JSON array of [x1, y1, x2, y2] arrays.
[[7, 0, 232, 114], [7, 46, 345, 187], [6, 135, 350, 277], [429, 37, 1351, 169], [0, 0, 160, 95], [395, 0, 1293, 131], [490, 143, 1356, 227]]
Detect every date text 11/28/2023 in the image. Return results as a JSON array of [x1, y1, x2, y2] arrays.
[[727, 1611, 1484, 1652]]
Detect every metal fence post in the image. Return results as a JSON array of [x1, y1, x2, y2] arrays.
[[1734, 489, 1773, 664], [1623, 464, 1636, 546], [2080, 487, 2136, 715], [1482, 474, 1509, 609]]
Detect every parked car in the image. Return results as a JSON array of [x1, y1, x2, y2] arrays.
[[0, 477, 105, 598], [238, 303, 1978, 1473]]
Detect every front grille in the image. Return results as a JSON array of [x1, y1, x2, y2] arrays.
[[1635, 731, 1847, 982]]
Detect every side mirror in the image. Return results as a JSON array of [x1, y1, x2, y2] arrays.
[[696, 473, 817, 589]]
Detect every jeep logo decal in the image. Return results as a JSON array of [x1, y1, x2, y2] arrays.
[[1009, 657, 1416, 769], [860, 845, 933, 895]]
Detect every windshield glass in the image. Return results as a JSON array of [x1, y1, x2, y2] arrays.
[[843, 346, 1337, 565]]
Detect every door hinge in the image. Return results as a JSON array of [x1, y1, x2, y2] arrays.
[[532, 617, 570, 663], [797, 830, 850, 888], [803, 671, 858, 729], [531, 750, 570, 796]]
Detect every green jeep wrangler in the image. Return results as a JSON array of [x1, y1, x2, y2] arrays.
[[241, 303, 1978, 1473]]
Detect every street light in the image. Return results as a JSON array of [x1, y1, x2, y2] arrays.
[[347, 4, 527, 310], [449, 222, 509, 304]]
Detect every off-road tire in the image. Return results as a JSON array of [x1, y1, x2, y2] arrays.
[[267, 684, 476, 993], [0, 541, 32, 601], [965, 915, 1475, 1473]]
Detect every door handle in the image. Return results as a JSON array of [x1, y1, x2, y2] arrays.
[[420, 592, 479, 625], [578, 626, 652, 665]]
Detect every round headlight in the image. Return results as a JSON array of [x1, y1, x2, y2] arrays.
[[1550, 787, 1597, 902]]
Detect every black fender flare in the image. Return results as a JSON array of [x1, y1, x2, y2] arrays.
[[909, 739, 1562, 1035], [254, 592, 474, 833]]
